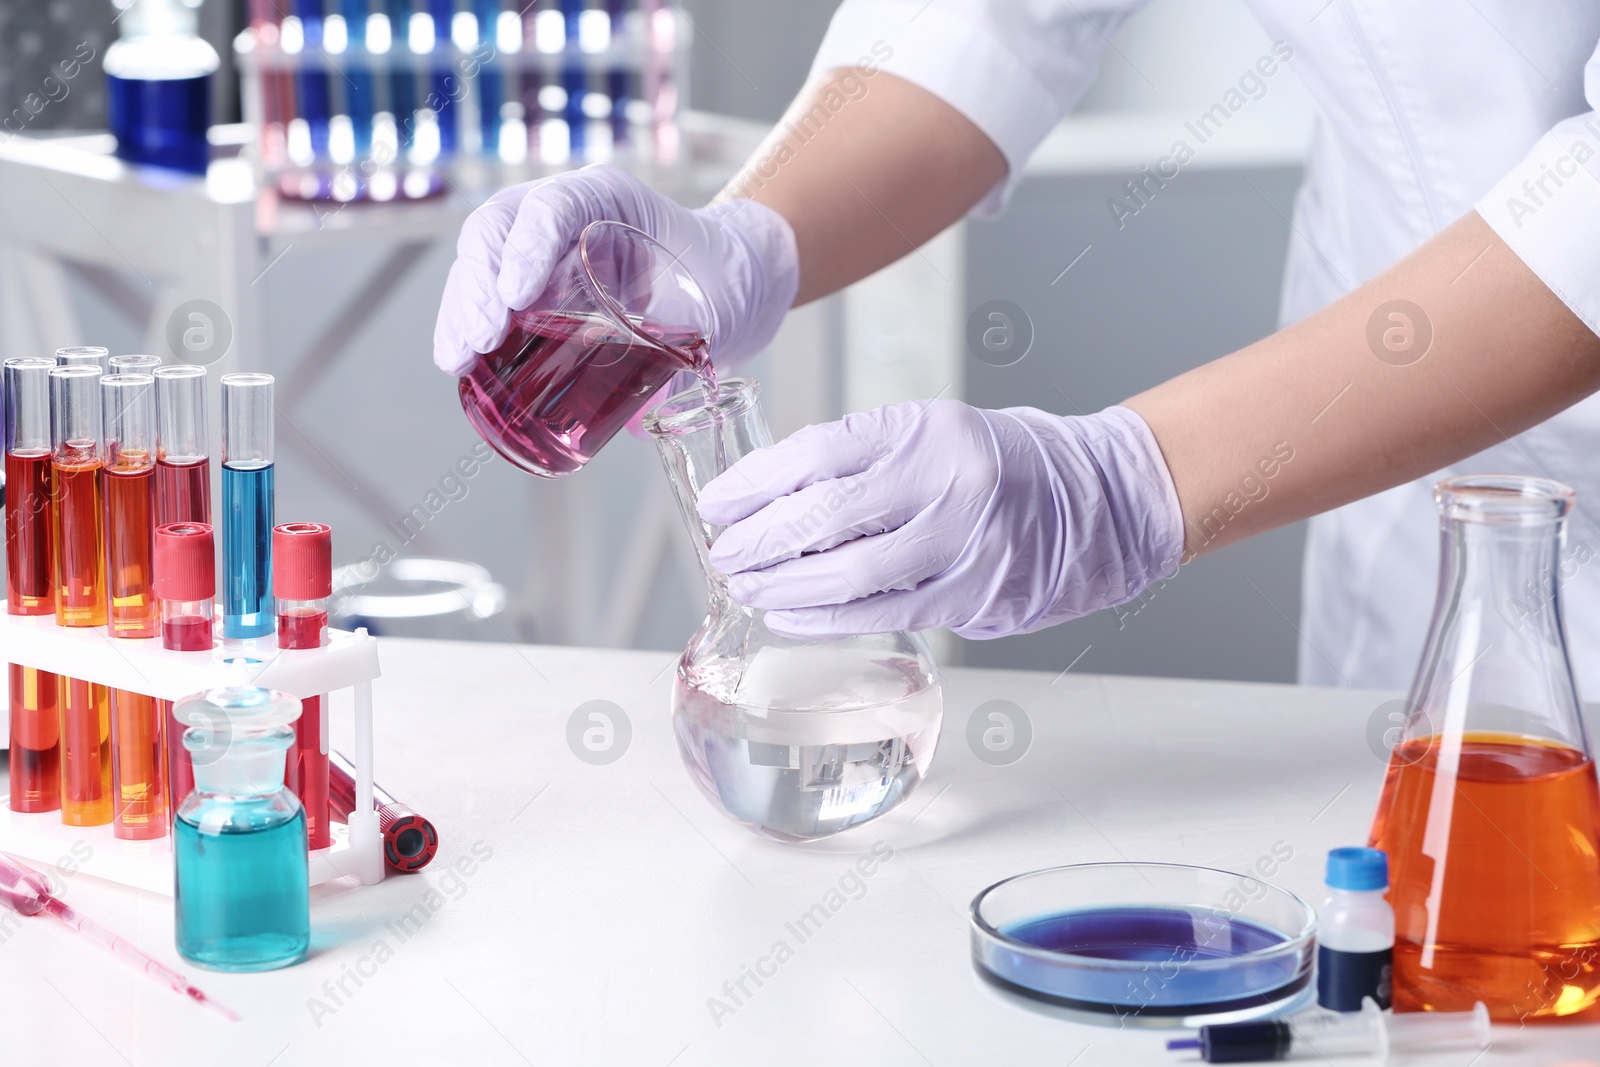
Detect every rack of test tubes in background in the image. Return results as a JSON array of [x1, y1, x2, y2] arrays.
[[234, 0, 689, 202], [0, 349, 432, 891]]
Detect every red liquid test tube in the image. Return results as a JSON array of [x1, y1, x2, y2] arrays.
[[103, 374, 165, 839], [153, 522, 215, 825], [6, 357, 62, 812], [328, 751, 438, 872], [50, 365, 112, 826], [154, 365, 210, 525], [275, 522, 332, 849]]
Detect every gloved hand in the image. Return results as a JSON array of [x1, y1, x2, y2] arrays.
[[696, 400, 1184, 639], [433, 164, 799, 376]]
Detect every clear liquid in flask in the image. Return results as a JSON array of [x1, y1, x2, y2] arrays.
[[672, 644, 943, 842]]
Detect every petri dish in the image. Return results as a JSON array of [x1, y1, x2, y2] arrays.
[[970, 862, 1316, 1028]]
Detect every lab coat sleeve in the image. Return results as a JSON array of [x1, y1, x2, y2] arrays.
[[1476, 41, 1600, 336], [807, 0, 1150, 216]]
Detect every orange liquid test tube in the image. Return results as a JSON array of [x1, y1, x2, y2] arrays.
[[104, 372, 166, 839], [50, 365, 112, 826], [6, 358, 62, 811]]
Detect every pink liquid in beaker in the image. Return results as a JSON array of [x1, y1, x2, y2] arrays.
[[459, 309, 710, 478]]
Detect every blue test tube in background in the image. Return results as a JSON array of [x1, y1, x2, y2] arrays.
[[562, 0, 586, 157], [220, 374, 275, 640], [606, 0, 627, 148], [475, 0, 503, 155], [428, 0, 458, 156], [341, 0, 377, 156], [387, 0, 418, 153], [293, 0, 333, 158], [520, 3, 543, 155]]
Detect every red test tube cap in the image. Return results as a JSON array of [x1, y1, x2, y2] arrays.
[[274, 522, 332, 600], [153, 523, 214, 601]]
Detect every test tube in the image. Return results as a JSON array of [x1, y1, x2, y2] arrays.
[[102, 373, 166, 840], [294, 0, 333, 158], [474, 0, 504, 155], [386, 0, 419, 154], [153, 522, 215, 825], [428, 0, 458, 156], [103, 375, 160, 640], [561, 0, 586, 158], [109, 354, 162, 372], [275, 522, 332, 849], [50, 365, 112, 826], [55, 346, 109, 371], [248, 0, 295, 167], [328, 750, 439, 871], [340, 0, 377, 157], [154, 366, 211, 525], [5, 358, 61, 813], [519, 3, 543, 156], [221, 374, 276, 639]]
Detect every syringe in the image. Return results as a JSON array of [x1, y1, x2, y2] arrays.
[[0, 852, 236, 1020], [1167, 998, 1488, 1063]]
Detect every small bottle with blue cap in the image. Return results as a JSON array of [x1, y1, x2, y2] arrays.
[[1317, 847, 1393, 1011]]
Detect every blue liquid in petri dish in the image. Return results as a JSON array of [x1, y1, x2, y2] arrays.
[[222, 462, 274, 639], [979, 906, 1310, 1016], [175, 805, 309, 971]]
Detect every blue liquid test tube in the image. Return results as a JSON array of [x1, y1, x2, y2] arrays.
[[427, 0, 459, 156], [474, 0, 503, 155], [341, 0, 377, 156], [387, 0, 419, 153], [519, 4, 542, 150], [605, 0, 626, 145], [220, 374, 275, 640], [293, 0, 333, 158], [562, 0, 586, 157]]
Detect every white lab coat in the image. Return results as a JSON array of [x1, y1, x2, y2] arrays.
[[811, 0, 1600, 693]]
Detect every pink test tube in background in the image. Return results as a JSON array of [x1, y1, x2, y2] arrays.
[[153, 522, 214, 824]]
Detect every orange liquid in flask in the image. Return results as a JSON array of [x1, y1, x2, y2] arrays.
[[1370, 732, 1600, 1021]]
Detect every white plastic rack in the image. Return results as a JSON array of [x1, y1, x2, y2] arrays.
[[0, 613, 384, 894]]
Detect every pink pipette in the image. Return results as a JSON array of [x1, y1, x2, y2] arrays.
[[0, 851, 236, 1020]]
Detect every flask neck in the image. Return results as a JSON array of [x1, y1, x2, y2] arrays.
[[646, 377, 771, 596], [1405, 477, 1588, 754]]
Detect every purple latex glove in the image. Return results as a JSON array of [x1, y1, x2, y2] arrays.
[[697, 400, 1184, 639], [433, 164, 798, 377]]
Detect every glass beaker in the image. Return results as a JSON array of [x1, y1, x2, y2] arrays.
[[646, 379, 945, 842], [459, 219, 715, 478], [1369, 475, 1600, 1021], [173, 679, 310, 971]]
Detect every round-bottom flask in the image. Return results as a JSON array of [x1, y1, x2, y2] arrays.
[[647, 379, 944, 842], [173, 680, 310, 971]]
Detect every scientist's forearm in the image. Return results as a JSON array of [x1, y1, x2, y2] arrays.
[[716, 69, 1006, 306], [1124, 211, 1600, 560]]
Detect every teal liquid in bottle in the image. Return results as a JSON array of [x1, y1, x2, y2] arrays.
[[173, 680, 310, 971]]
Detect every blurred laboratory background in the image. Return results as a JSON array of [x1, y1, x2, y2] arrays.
[[0, 0, 1315, 682]]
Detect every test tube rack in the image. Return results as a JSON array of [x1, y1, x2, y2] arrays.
[[0, 613, 385, 895]]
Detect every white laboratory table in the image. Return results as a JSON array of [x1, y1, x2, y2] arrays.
[[3, 638, 1598, 1067]]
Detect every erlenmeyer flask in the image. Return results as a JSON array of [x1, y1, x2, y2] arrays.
[[1369, 475, 1600, 1020], [646, 379, 944, 842]]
